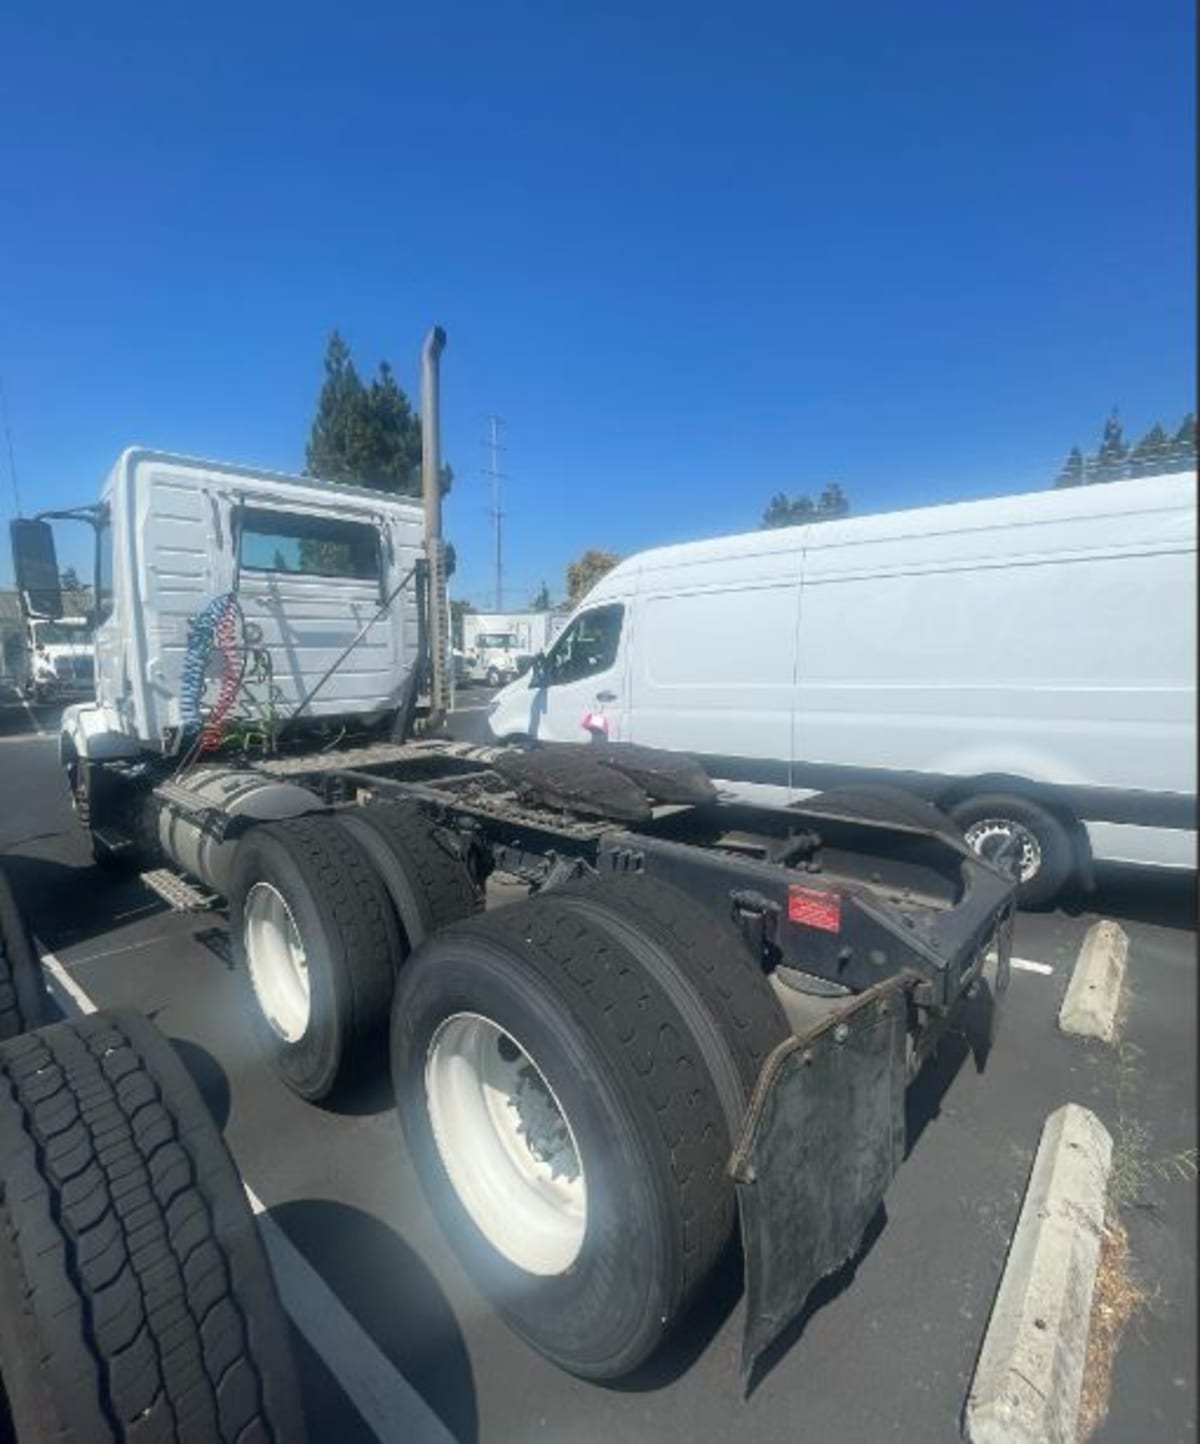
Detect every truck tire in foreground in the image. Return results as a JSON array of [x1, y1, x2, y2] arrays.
[[0, 1010, 305, 1444], [390, 888, 779, 1380], [0, 860, 45, 1041], [228, 815, 401, 1101]]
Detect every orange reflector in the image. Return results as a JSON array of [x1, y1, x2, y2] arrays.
[[788, 886, 842, 933]]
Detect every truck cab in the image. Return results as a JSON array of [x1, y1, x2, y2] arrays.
[[23, 614, 95, 701], [464, 629, 525, 687], [53, 448, 426, 765]]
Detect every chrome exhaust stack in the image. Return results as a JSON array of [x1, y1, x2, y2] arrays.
[[421, 325, 450, 730]]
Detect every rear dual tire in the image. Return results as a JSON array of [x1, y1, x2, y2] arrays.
[[391, 877, 788, 1379], [229, 806, 481, 1101]]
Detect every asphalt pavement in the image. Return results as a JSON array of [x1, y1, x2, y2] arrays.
[[0, 709, 1194, 1444]]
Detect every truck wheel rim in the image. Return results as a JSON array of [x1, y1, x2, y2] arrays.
[[244, 883, 311, 1043], [425, 1012, 587, 1275], [963, 819, 1042, 882]]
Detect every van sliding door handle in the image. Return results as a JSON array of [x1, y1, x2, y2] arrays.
[[595, 690, 618, 703]]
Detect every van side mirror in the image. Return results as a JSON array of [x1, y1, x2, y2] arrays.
[[10, 519, 63, 619], [529, 652, 547, 688]]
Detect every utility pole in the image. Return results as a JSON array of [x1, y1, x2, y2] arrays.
[[0, 376, 21, 517], [484, 414, 505, 611]]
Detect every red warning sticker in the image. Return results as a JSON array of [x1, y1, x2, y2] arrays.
[[787, 886, 842, 933]]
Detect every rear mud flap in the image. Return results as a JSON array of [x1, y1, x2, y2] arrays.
[[731, 977, 910, 1386]]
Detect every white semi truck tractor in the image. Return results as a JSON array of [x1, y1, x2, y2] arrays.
[[9, 328, 1017, 1385]]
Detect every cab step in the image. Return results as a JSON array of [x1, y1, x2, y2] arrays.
[[139, 868, 216, 913]]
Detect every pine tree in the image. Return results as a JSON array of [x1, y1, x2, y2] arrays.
[[818, 483, 849, 518], [1168, 413, 1197, 471], [1093, 411, 1130, 483], [304, 332, 450, 496], [530, 582, 552, 610], [761, 486, 849, 528], [1127, 424, 1171, 477], [305, 332, 372, 483], [1054, 447, 1085, 487]]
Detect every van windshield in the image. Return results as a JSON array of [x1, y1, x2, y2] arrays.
[[476, 633, 518, 649]]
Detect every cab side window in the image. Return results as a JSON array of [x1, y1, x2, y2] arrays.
[[96, 517, 115, 625], [545, 604, 624, 686]]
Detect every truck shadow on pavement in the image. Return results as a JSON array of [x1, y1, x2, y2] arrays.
[[0, 851, 168, 952], [268, 1198, 479, 1444], [1064, 863, 1197, 932], [614, 1000, 986, 1399], [167, 1034, 233, 1133]]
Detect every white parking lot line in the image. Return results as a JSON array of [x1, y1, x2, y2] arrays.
[[247, 1188, 455, 1444], [41, 946, 100, 1014], [37, 942, 452, 1444]]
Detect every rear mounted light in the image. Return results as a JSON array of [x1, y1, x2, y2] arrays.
[[787, 886, 842, 933]]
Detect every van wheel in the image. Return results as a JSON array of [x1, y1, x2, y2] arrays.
[[391, 895, 735, 1380], [946, 793, 1073, 907], [0, 862, 45, 1041], [0, 1011, 306, 1444], [229, 816, 400, 1100]]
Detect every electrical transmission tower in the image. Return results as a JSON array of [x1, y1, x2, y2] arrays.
[[484, 414, 506, 611], [0, 377, 21, 517]]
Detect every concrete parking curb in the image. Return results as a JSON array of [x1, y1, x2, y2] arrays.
[[965, 1103, 1113, 1444], [1059, 919, 1128, 1042]]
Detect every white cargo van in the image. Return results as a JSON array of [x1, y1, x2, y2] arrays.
[[488, 471, 1197, 902]]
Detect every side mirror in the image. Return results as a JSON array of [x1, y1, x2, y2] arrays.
[[529, 652, 547, 688], [10, 519, 63, 619]]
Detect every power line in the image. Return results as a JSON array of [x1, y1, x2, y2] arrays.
[[483, 414, 506, 611], [0, 376, 21, 517]]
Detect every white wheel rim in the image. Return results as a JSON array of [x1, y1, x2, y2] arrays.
[[425, 1013, 587, 1276], [244, 882, 311, 1043], [964, 818, 1043, 883]]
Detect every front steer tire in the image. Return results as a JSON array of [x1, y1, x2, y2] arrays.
[[390, 895, 739, 1381], [0, 861, 45, 1042], [229, 816, 401, 1101], [0, 1010, 306, 1444]]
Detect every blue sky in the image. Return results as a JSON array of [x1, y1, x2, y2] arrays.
[[1, 1, 1194, 605]]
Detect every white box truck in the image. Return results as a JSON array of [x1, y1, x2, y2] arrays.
[[488, 471, 1198, 903], [20, 614, 96, 701]]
